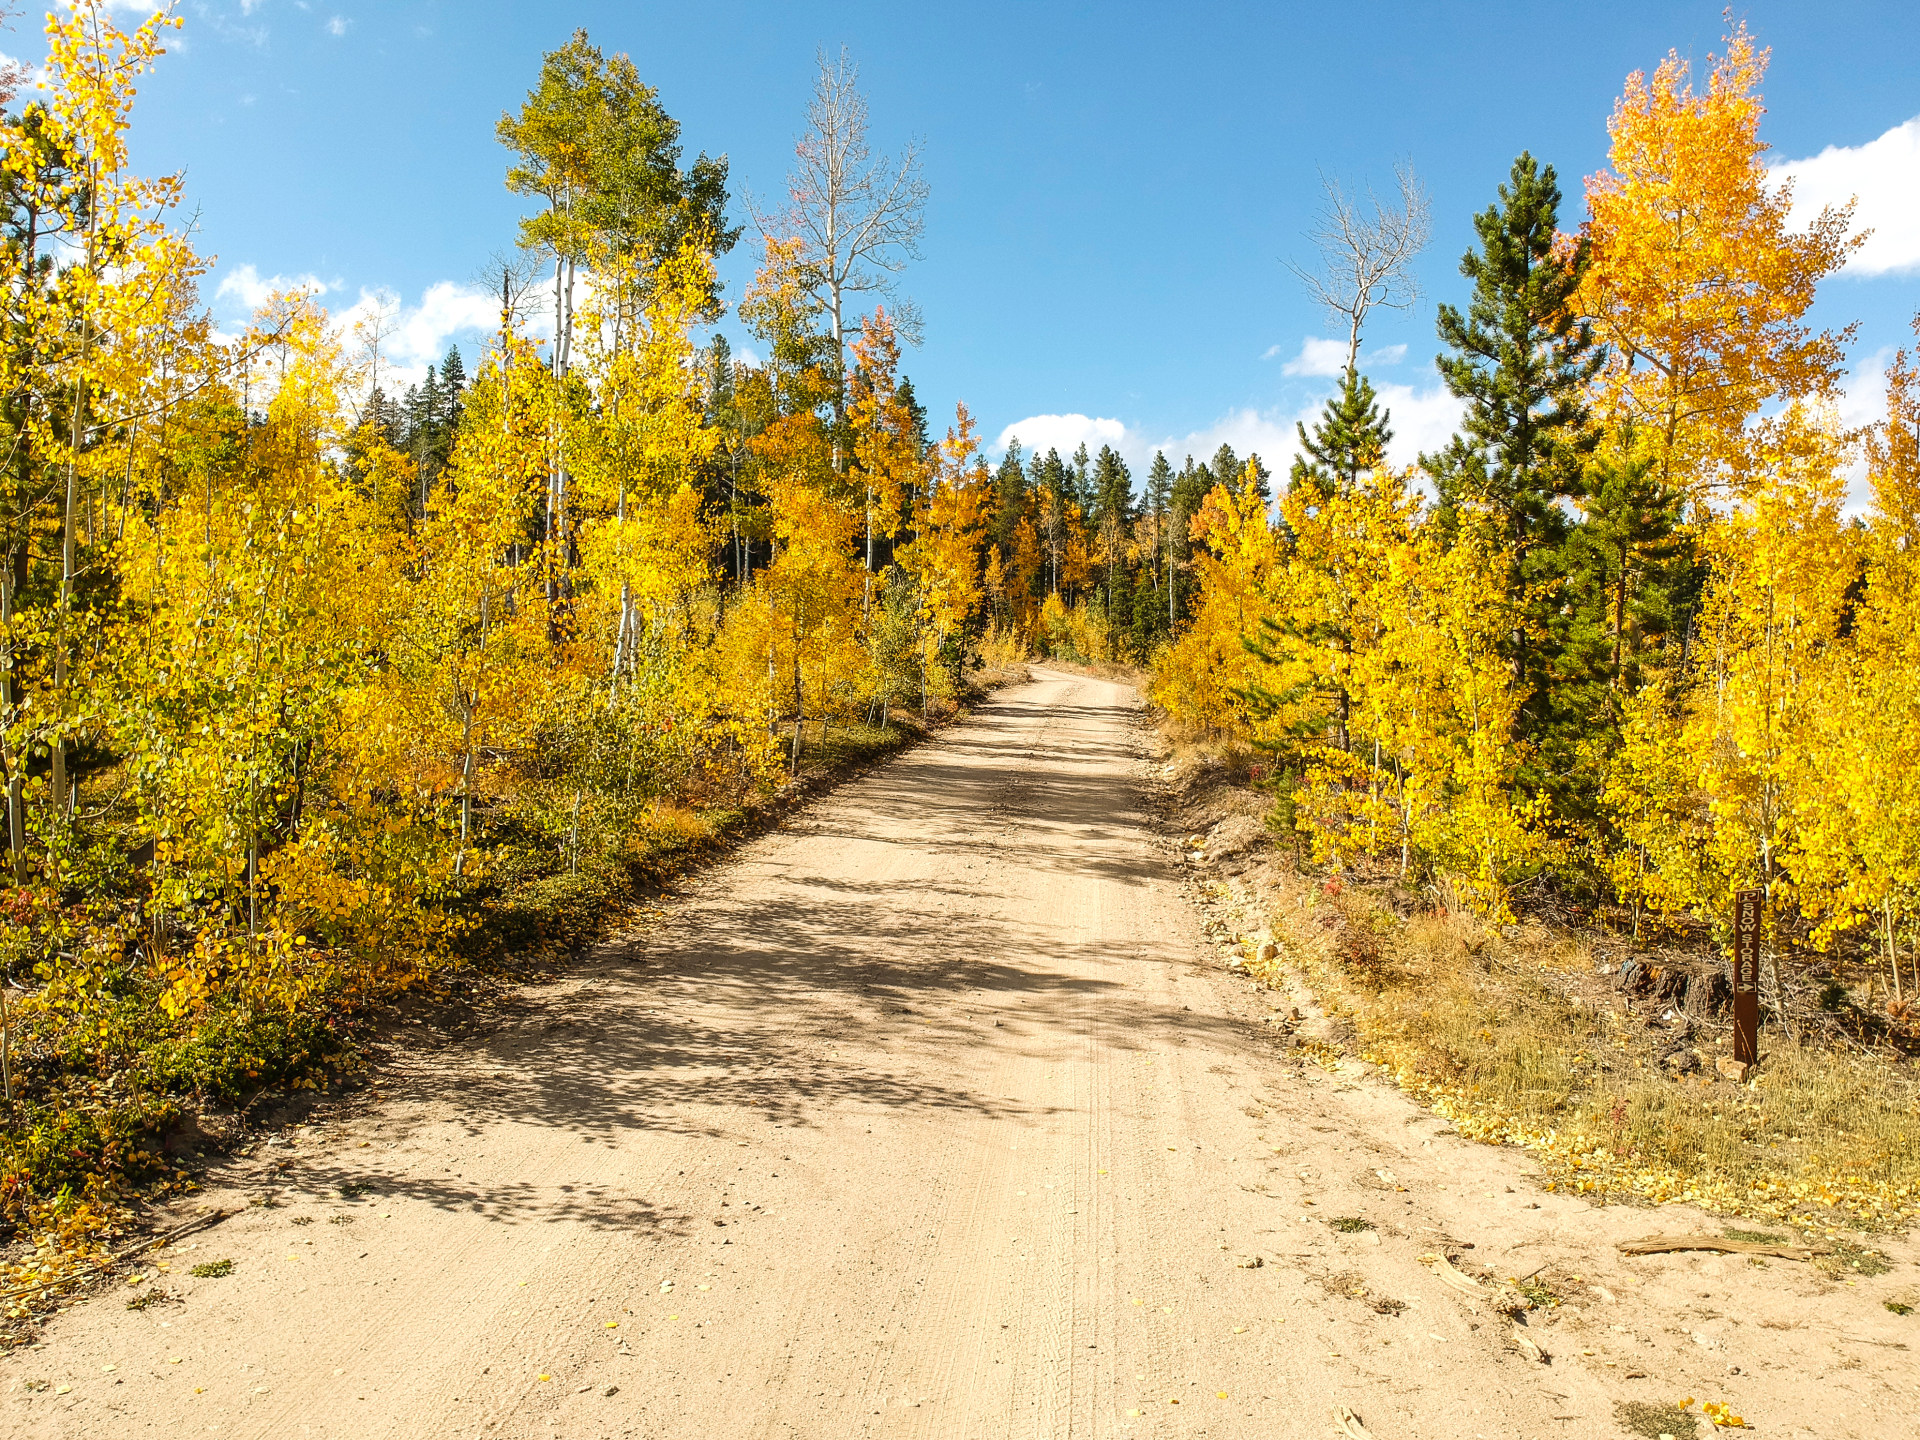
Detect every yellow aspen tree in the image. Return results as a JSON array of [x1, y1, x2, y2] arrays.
[[1578, 21, 1858, 499], [1314, 505, 1537, 914], [1149, 464, 1283, 734], [1285, 469, 1418, 870], [1659, 412, 1857, 1002], [0, 2, 202, 876], [846, 309, 919, 598], [761, 475, 864, 769], [115, 292, 397, 1004], [1597, 679, 1708, 939], [354, 330, 550, 898], [1790, 325, 1920, 1002], [1265, 458, 1419, 851], [568, 244, 719, 710], [895, 405, 989, 712], [1395, 526, 1540, 917]]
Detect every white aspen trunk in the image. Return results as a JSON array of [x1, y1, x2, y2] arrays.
[[0, 556, 24, 882], [453, 698, 476, 880], [51, 301, 94, 821], [452, 583, 491, 879], [1888, 898, 1904, 1002]]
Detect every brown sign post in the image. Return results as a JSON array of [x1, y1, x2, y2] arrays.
[[1732, 888, 1763, 1066]]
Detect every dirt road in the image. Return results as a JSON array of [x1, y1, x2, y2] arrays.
[[7, 670, 1915, 1439]]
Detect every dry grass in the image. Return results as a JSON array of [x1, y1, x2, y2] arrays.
[[1614, 1400, 1701, 1440], [1247, 875, 1920, 1231]]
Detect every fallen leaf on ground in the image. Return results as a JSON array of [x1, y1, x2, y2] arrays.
[[1330, 1404, 1376, 1439]]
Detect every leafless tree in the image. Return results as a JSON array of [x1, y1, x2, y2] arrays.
[[0, 3, 25, 110], [475, 248, 550, 348], [1287, 161, 1431, 374], [756, 46, 929, 397], [351, 294, 401, 424]]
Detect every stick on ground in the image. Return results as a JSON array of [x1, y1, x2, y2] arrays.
[[1616, 1234, 1821, 1261]]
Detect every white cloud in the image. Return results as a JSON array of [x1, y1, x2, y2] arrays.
[[1370, 382, 1466, 469], [213, 266, 497, 391], [1833, 346, 1898, 513], [334, 281, 497, 388], [998, 378, 1463, 494], [996, 413, 1130, 460], [1273, 336, 1410, 376], [1156, 382, 1459, 479], [215, 262, 330, 311], [1160, 407, 1302, 471], [1839, 347, 1894, 433], [1771, 115, 1920, 276], [326, 15, 349, 38], [1279, 336, 1348, 377]]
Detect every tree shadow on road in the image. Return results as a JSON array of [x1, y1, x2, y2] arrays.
[[269, 676, 1259, 1229]]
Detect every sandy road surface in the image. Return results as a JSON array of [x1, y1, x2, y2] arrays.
[[7, 669, 1916, 1440]]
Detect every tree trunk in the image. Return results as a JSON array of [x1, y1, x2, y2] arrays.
[[0, 552, 25, 883]]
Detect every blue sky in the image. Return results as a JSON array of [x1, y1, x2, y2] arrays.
[[12, 1, 1920, 478]]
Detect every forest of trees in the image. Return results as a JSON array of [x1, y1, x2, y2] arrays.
[[1155, 24, 1919, 1022], [0, 6, 1910, 1225], [0, 9, 1096, 1219]]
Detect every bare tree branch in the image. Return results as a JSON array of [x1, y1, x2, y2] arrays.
[[752, 46, 929, 389], [351, 294, 401, 424], [1286, 160, 1431, 374], [472, 248, 547, 338], [0, 3, 26, 109]]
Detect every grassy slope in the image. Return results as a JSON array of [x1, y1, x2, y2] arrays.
[[1156, 731, 1920, 1237]]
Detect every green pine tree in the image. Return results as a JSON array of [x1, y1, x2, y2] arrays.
[[1562, 436, 1697, 701], [1422, 152, 1603, 809], [1129, 552, 1167, 658], [895, 376, 929, 456], [1033, 447, 1071, 597], [992, 440, 1029, 567], [1290, 368, 1393, 503], [1426, 152, 1599, 548], [1092, 445, 1132, 604], [1069, 443, 1093, 514], [1169, 456, 1211, 623], [1145, 450, 1174, 616]]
